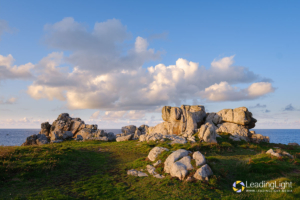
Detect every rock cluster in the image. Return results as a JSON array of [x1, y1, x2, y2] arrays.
[[143, 105, 269, 144], [22, 113, 116, 146], [127, 147, 213, 181], [204, 107, 269, 143], [266, 148, 293, 158], [22, 105, 270, 146], [116, 125, 148, 142]]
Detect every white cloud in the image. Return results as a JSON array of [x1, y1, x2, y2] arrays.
[[248, 82, 275, 98], [199, 81, 275, 101], [21, 18, 275, 110], [0, 54, 33, 81], [211, 55, 235, 70]]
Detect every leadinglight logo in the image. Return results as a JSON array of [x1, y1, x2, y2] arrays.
[[232, 180, 293, 193], [232, 181, 245, 193]]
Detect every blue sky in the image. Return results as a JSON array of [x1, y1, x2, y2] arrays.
[[0, 0, 299, 129]]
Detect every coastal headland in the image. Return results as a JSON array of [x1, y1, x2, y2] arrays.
[[1, 105, 300, 199]]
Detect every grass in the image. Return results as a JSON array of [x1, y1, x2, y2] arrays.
[[1, 136, 300, 199]]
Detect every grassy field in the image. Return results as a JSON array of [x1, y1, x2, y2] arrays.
[[1, 134, 300, 199]]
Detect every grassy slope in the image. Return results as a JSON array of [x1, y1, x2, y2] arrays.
[[1, 134, 300, 200]]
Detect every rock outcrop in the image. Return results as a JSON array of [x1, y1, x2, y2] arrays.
[[149, 105, 206, 140], [146, 105, 268, 144], [22, 134, 49, 146], [116, 125, 149, 142], [22, 113, 117, 146], [23, 105, 269, 146]]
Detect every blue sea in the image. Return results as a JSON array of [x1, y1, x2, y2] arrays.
[[0, 129, 299, 146]]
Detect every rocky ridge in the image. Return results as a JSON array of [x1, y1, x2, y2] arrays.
[[22, 105, 270, 146]]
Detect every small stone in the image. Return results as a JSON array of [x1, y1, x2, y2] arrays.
[[146, 165, 157, 175], [266, 149, 275, 154], [127, 169, 138, 176], [153, 160, 162, 167], [153, 174, 165, 179], [137, 171, 148, 177]]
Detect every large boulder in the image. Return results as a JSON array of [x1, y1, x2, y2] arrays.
[[148, 147, 169, 161], [158, 105, 206, 136], [121, 125, 136, 134], [215, 107, 256, 128], [164, 149, 190, 173], [138, 125, 149, 134], [76, 128, 93, 140], [69, 120, 83, 135], [148, 122, 168, 135], [176, 156, 193, 170], [116, 134, 133, 142], [133, 129, 142, 140], [36, 134, 49, 145], [22, 134, 49, 146], [192, 151, 206, 167], [216, 122, 249, 137], [249, 132, 270, 143], [198, 122, 217, 143], [106, 132, 116, 141], [140, 132, 187, 144], [162, 106, 182, 122], [62, 131, 73, 140], [170, 162, 188, 180], [22, 134, 38, 146]]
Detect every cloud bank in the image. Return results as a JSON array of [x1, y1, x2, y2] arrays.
[[0, 17, 275, 111]]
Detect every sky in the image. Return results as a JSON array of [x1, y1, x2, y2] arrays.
[[0, 0, 299, 129]]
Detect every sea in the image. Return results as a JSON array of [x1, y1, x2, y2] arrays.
[[0, 129, 299, 146]]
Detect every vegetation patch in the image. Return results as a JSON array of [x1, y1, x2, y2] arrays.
[[1, 136, 300, 199]]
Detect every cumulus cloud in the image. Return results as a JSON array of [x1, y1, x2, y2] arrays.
[[199, 81, 275, 102], [284, 104, 299, 111], [43, 17, 160, 74], [23, 18, 275, 110], [0, 97, 17, 104], [0, 54, 34, 81]]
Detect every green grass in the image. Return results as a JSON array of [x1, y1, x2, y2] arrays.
[[1, 136, 300, 199]]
